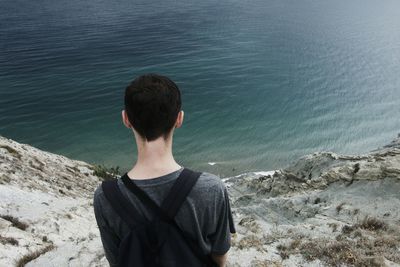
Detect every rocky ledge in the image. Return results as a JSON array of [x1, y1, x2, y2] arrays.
[[227, 134, 400, 266], [1, 134, 400, 266]]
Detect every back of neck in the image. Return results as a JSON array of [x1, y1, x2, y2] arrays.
[[129, 134, 182, 179]]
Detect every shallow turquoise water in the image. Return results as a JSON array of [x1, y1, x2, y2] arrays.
[[1, 0, 400, 177]]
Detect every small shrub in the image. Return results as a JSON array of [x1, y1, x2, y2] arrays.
[[342, 225, 355, 234], [276, 244, 287, 251], [328, 223, 338, 232], [276, 244, 289, 259], [353, 208, 360, 215], [279, 250, 289, 260], [92, 164, 120, 181], [289, 238, 302, 250], [353, 163, 360, 174], [336, 202, 346, 214], [314, 197, 321, 204], [0, 214, 28, 231], [358, 216, 387, 231]]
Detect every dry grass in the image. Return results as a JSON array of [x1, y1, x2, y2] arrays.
[[301, 240, 359, 265], [238, 216, 261, 233], [0, 214, 29, 231], [341, 216, 388, 235], [341, 224, 356, 234], [276, 216, 400, 266], [15, 244, 55, 267], [235, 234, 265, 251], [358, 216, 387, 231], [336, 202, 346, 214], [299, 238, 395, 266], [289, 238, 302, 250], [276, 237, 304, 260], [328, 222, 338, 232], [276, 244, 290, 260], [0, 234, 18, 246]]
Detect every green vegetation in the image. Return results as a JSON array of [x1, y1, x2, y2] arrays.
[[92, 164, 120, 181]]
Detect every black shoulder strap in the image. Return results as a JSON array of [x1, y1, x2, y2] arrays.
[[101, 179, 146, 229], [161, 168, 201, 219]]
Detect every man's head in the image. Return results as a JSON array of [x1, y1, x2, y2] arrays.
[[122, 73, 183, 142]]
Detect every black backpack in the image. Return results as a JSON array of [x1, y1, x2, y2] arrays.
[[101, 168, 218, 267]]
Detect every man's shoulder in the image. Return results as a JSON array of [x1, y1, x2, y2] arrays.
[[190, 170, 227, 198]]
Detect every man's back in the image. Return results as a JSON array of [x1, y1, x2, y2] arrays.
[[93, 167, 235, 266]]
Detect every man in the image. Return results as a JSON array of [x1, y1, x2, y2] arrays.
[[93, 73, 235, 266]]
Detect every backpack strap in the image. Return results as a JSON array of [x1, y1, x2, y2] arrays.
[[101, 179, 147, 228], [161, 168, 202, 219]]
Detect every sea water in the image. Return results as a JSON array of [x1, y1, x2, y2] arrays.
[[1, 0, 400, 177]]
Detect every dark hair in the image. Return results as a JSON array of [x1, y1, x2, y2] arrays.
[[124, 73, 182, 141]]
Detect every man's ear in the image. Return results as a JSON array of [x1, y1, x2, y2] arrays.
[[175, 110, 184, 128], [121, 110, 132, 129]]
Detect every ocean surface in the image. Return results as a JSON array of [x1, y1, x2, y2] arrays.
[[1, 0, 400, 177]]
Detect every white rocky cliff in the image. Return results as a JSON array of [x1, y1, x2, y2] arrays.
[[1, 134, 399, 266]]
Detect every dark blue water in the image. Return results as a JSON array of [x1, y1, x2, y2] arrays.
[[1, 0, 400, 177]]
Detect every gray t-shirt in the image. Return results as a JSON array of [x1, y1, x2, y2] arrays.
[[93, 167, 236, 266]]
